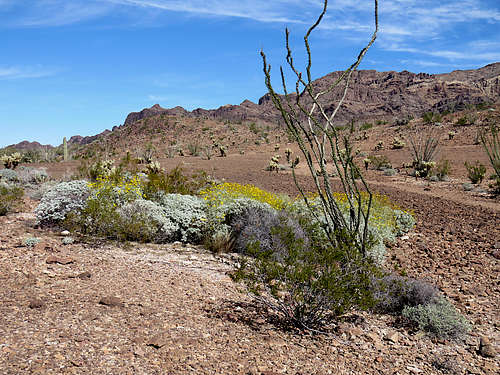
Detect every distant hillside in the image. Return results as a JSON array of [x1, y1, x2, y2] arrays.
[[3, 140, 54, 151], [9, 63, 499, 151], [121, 62, 500, 128]]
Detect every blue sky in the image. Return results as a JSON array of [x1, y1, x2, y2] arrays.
[[1, 0, 499, 147]]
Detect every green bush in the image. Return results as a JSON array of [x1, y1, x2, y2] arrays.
[[434, 159, 451, 181], [367, 155, 392, 170], [480, 125, 500, 194], [464, 161, 486, 184], [232, 220, 380, 331], [422, 112, 441, 124], [402, 297, 471, 340], [142, 166, 210, 199], [0, 184, 24, 215]]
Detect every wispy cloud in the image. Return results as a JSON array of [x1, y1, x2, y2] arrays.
[[0, 65, 56, 80], [106, 0, 305, 23], [3, 1, 499, 65], [385, 43, 500, 62]]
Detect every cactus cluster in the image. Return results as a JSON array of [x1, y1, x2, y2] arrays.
[[391, 137, 405, 149], [0, 152, 22, 169]]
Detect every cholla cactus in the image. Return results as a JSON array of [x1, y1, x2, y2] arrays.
[[375, 141, 384, 151], [274, 143, 280, 151], [284, 148, 292, 163], [144, 161, 162, 174], [363, 158, 370, 171], [1, 152, 22, 169], [391, 138, 405, 149], [448, 131, 456, 140], [413, 160, 436, 178], [219, 145, 227, 157], [268, 161, 279, 172], [89, 159, 116, 180]]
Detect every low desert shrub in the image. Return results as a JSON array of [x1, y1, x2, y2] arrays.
[[286, 192, 415, 265], [228, 201, 309, 257], [187, 142, 201, 156], [0, 184, 24, 215], [232, 221, 381, 331], [464, 161, 486, 184], [200, 182, 287, 210], [24, 237, 41, 247], [35, 180, 90, 226], [422, 112, 441, 124], [0, 168, 18, 182], [393, 209, 416, 236], [360, 122, 373, 130], [367, 155, 391, 170], [402, 297, 471, 340], [143, 166, 210, 198], [372, 275, 439, 314], [480, 125, 500, 193], [434, 159, 451, 181], [16, 166, 49, 185], [153, 193, 208, 243]]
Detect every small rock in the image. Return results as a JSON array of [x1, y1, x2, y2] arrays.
[[365, 331, 380, 342], [77, 271, 91, 279], [98, 296, 123, 307], [385, 330, 400, 343], [479, 336, 497, 358], [46, 256, 74, 265], [28, 298, 45, 309], [133, 346, 145, 357], [347, 327, 364, 339], [61, 230, 70, 236], [406, 365, 423, 373], [147, 334, 168, 349]]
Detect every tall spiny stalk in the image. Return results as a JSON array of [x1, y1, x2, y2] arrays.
[[260, 0, 378, 256]]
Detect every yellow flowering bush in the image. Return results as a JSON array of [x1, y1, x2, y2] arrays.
[[87, 174, 144, 204], [199, 182, 288, 210]]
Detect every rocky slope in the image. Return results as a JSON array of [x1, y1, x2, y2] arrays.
[[123, 62, 500, 127]]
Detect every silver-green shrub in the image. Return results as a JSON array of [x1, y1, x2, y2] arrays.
[[153, 193, 207, 243], [24, 237, 41, 247], [402, 297, 471, 340], [0, 169, 18, 182], [17, 166, 49, 185], [118, 199, 176, 243], [35, 180, 90, 226], [394, 209, 416, 236]]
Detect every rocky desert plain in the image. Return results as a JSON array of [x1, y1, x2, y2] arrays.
[[1, 63, 499, 374]]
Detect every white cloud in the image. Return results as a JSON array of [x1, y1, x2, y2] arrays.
[[0, 65, 56, 79]]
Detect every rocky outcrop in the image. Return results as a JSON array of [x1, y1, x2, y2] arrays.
[[122, 63, 500, 128]]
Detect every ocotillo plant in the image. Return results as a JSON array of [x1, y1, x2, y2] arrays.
[[261, 0, 378, 255]]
